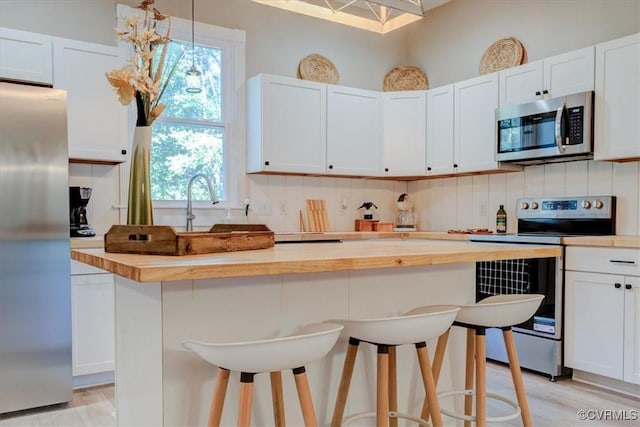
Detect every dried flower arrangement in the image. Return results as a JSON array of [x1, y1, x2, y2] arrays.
[[106, 0, 182, 126]]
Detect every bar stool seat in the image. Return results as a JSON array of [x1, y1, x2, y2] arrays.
[[330, 305, 460, 427], [433, 294, 544, 427], [183, 322, 343, 427]]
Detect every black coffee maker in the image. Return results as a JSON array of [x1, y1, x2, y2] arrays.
[[70, 186, 96, 237]]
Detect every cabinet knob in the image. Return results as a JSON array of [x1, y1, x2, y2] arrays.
[[542, 89, 549, 95], [614, 283, 622, 289], [453, 163, 458, 168], [264, 161, 270, 166], [427, 166, 432, 171], [121, 149, 127, 155], [626, 284, 633, 290], [384, 167, 389, 172], [535, 91, 541, 96], [328, 164, 333, 170]]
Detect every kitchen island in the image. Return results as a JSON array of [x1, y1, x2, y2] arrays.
[[72, 238, 561, 427]]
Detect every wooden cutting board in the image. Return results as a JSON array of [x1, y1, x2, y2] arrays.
[[306, 199, 329, 232]]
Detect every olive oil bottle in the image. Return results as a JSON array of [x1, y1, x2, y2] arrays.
[[496, 205, 507, 233]]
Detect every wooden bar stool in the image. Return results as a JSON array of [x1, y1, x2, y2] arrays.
[[428, 294, 544, 427], [183, 322, 343, 427], [330, 305, 460, 427]]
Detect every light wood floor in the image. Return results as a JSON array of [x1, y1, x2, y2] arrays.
[[0, 363, 637, 426]]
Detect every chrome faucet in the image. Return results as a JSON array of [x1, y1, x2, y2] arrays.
[[186, 174, 219, 231]]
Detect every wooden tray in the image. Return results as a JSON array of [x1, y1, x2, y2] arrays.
[[104, 224, 274, 256]]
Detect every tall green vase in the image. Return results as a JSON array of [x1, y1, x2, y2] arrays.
[[127, 126, 154, 225]]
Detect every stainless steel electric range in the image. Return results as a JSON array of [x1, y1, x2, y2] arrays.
[[468, 195, 616, 380]]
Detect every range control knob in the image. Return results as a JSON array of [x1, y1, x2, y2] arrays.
[[520, 201, 529, 210], [581, 200, 591, 209], [531, 202, 539, 210], [593, 200, 604, 209]]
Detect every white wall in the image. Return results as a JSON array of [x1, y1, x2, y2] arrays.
[[407, 0, 640, 87]]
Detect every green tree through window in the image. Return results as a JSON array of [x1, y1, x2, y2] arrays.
[[151, 41, 225, 201]]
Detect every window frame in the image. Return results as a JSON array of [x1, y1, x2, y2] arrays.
[[116, 4, 246, 215]]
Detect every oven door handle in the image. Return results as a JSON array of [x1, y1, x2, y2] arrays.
[[555, 101, 566, 153]]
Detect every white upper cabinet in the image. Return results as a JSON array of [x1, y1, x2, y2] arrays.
[[53, 38, 128, 163], [454, 73, 503, 173], [426, 85, 455, 175], [382, 90, 426, 177], [247, 74, 327, 174], [594, 33, 640, 162], [0, 27, 53, 85], [499, 46, 594, 107], [327, 85, 381, 176]]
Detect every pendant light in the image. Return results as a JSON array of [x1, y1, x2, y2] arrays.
[[185, 0, 202, 93]]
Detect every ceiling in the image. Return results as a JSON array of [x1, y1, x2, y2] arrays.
[[251, 0, 451, 34]]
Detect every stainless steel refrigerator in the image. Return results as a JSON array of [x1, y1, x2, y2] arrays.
[[0, 81, 72, 413]]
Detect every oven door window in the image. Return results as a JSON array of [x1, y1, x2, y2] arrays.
[[476, 258, 558, 336], [498, 111, 557, 153]]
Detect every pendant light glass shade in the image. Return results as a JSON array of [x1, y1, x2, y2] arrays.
[[186, 0, 202, 94], [186, 65, 202, 93]]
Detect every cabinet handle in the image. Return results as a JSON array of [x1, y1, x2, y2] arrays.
[[121, 149, 127, 155], [328, 164, 333, 170], [626, 284, 633, 290], [264, 161, 270, 166], [542, 90, 549, 95], [614, 283, 622, 289], [610, 259, 636, 264], [535, 91, 541, 96]]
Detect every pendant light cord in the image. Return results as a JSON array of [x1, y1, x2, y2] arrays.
[[191, 0, 195, 65]]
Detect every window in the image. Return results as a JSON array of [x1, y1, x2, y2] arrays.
[[116, 4, 245, 208], [151, 42, 226, 201]]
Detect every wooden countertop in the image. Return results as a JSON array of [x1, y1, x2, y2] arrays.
[[71, 239, 561, 283], [562, 235, 640, 248]]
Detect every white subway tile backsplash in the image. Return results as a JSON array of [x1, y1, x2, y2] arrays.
[[74, 159, 639, 237]]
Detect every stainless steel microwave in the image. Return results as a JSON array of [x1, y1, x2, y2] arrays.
[[496, 91, 593, 164]]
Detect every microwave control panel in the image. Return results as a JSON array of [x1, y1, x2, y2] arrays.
[[566, 106, 584, 145]]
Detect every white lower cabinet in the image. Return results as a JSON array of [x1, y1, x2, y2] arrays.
[[565, 247, 640, 385], [71, 268, 115, 380]]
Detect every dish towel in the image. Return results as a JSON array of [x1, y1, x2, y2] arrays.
[[477, 259, 530, 296]]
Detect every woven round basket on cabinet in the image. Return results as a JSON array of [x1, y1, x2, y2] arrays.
[[297, 53, 340, 84], [479, 37, 525, 75]]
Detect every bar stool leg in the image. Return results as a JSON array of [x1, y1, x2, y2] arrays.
[[420, 328, 450, 421], [503, 328, 533, 427], [331, 338, 360, 427], [388, 346, 398, 427], [415, 342, 444, 427], [464, 328, 476, 427], [293, 366, 319, 427], [238, 372, 255, 427], [377, 345, 390, 427], [270, 371, 286, 427], [475, 330, 487, 427], [208, 367, 230, 427]]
